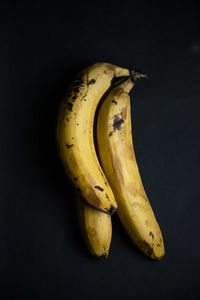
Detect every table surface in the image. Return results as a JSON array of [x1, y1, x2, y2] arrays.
[[1, 1, 200, 299]]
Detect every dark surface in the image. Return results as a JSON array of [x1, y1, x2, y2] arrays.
[[1, 1, 200, 299]]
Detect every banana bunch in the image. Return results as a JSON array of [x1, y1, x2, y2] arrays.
[[56, 62, 165, 259]]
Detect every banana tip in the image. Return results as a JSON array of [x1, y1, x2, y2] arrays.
[[151, 248, 165, 261], [93, 254, 108, 260], [107, 205, 117, 215]]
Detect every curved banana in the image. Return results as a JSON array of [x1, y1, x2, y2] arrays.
[[57, 62, 131, 214], [96, 76, 165, 259], [76, 193, 112, 258]]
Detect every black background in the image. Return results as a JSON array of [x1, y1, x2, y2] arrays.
[[1, 0, 200, 299]]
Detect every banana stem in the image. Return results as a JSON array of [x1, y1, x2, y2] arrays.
[[130, 70, 148, 82], [109, 70, 148, 94], [116, 70, 148, 93]]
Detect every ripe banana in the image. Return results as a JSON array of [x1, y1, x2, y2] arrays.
[[96, 76, 165, 259], [56, 62, 131, 214], [76, 193, 112, 258]]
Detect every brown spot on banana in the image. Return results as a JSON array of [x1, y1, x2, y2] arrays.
[[112, 99, 118, 105], [149, 231, 154, 239], [111, 109, 127, 134], [66, 144, 74, 148], [88, 79, 96, 85], [113, 114, 124, 131], [137, 240, 153, 257], [94, 185, 104, 192], [67, 102, 73, 111], [104, 64, 115, 75]]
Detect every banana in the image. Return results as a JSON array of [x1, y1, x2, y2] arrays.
[[76, 193, 112, 258], [56, 62, 131, 214], [96, 76, 165, 259]]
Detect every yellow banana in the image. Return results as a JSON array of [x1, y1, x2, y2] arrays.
[[57, 62, 131, 214], [96, 76, 165, 259], [76, 193, 112, 258]]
